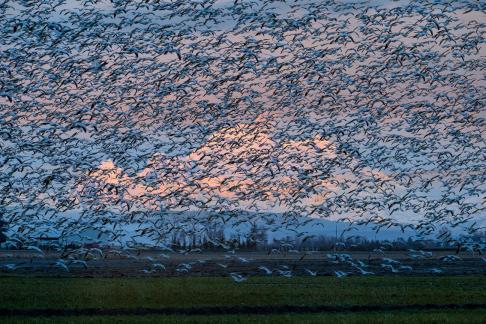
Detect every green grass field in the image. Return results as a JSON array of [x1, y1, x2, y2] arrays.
[[1, 276, 485, 323], [3, 310, 486, 324]]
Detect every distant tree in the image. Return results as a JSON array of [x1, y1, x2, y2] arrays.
[[437, 227, 452, 244], [202, 221, 226, 249], [246, 222, 267, 250], [0, 217, 6, 244]]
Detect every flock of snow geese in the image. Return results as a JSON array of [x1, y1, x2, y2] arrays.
[[0, 0, 485, 280]]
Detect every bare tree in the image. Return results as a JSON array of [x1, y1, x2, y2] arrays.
[[0, 217, 6, 245]]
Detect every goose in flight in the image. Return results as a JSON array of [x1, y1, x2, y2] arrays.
[[305, 268, 317, 276], [334, 271, 348, 278], [26, 246, 45, 255], [52, 259, 69, 272], [230, 272, 247, 283], [258, 266, 272, 275]]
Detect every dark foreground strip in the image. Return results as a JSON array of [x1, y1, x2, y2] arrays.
[[1, 304, 485, 317]]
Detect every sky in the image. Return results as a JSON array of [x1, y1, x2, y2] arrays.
[[0, 0, 485, 245]]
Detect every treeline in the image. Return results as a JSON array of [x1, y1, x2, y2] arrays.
[[2, 218, 484, 252], [165, 225, 486, 252], [167, 222, 268, 250]]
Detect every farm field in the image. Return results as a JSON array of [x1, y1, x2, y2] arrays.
[[1, 250, 485, 277], [0, 276, 485, 323], [3, 310, 486, 324]]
